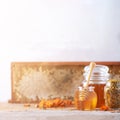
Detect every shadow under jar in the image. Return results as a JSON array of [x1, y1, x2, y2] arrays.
[[83, 65, 110, 108]]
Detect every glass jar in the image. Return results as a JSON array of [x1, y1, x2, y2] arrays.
[[104, 78, 120, 109], [74, 86, 97, 110], [83, 65, 110, 108]]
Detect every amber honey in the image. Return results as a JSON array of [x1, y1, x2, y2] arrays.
[[74, 86, 97, 110], [90, 84, 105, 108]]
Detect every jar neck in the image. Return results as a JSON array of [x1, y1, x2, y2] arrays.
[[83, 80, 107, 84], [78, 86, 95, 91]]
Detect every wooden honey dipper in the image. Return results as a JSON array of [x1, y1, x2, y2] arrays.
[[84, 62, 96, 88], [79, 62, 96, 101]]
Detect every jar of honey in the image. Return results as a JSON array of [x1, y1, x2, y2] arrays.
[[83, 65, 110, 108], [74, 86, 97, 110]]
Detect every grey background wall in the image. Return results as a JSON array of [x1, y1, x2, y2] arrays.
[[0, 0, 120, 101]]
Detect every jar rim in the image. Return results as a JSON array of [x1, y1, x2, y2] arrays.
[[84, 65, 109, 72]]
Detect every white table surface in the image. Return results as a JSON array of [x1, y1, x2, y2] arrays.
[[0, 103, 119, 120]]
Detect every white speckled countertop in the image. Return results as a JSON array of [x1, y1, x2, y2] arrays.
[[0, 103, 119, 120]]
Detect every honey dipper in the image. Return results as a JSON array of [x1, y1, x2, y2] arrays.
[[84, 62, 96, 88], [79, 62, 96, 101]]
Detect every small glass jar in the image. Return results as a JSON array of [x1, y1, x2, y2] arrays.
[[104, 77, 120, 109], [83, 65, 110, 108], [74, 86, 97, 110]]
